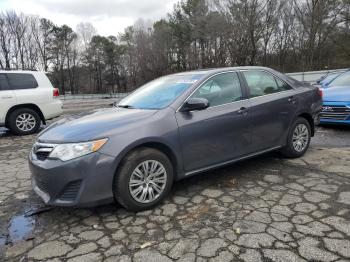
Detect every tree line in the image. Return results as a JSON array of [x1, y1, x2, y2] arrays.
[[0, 0, 349, 94]]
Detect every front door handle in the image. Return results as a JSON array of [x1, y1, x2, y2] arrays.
[[238, 107, 249, 115]]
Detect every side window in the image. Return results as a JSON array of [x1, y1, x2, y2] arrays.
[[243, 71, 291, 98], [191, 72, 243, 107], [275, 78, 292, 92], [7, 73, 38, 90], [0, 74, 10, 91]]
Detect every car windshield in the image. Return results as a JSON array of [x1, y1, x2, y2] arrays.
[[329, 71, 350, 87], [118, 74, 204, 109], [321, 73, 340, 84]]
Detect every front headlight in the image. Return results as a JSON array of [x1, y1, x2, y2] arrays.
[[49, 138, 108, 161]]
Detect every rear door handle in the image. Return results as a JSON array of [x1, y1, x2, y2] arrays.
[[238, 107, 249, 115], [1, 95, 13, 99], [288, 96, 297, 104]]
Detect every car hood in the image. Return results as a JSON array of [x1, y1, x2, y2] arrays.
[[38, 108, 157, 143], [322, 85, 350, 102]]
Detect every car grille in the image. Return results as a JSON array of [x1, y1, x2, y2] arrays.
[[320, 105, 350, 120], [58, 180, 82, 201], [34, 175, 49, 193], [32, 143, 56, 160]]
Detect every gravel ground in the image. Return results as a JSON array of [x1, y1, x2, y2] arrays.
[[0, 104, 350, 262]]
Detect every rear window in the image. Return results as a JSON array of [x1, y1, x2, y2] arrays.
[[0, 74, 10, 91], [7, 73, 38, 90]]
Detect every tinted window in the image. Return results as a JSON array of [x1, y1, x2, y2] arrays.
[[7, 73, 38, 90], [0, 74, 10, 91], [243, 71, 291, 97], [191, 72, 243, 107]]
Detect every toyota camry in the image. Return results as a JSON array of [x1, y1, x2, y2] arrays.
[[29, 67, 322, 211]]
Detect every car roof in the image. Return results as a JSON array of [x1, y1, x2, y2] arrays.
[[171, 66, 302, 87], [173, 66, 274, 76], [0, 70, 47, 74], [0, 70, 48, 77]]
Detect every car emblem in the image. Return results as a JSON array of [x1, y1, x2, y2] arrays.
[[322, 106, 333, 112]]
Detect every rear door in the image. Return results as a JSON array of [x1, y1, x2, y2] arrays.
[[176, 72, 252, 173], [0, 74, 16, 125], [241, 70, 298, 150], [6, 72, 52, 112]]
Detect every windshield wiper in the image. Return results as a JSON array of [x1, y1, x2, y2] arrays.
[[118, 104, 135, 109]]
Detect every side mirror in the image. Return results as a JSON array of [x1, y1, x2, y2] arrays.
[[180, 98, 209, 112]]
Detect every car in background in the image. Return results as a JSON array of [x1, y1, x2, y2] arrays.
[[29, 67, 322, 211], [320, 71, 350, 125], [0, 71, 63, 135]]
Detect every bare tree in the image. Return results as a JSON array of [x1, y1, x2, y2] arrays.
[[0, 13, 12, 69], [76, 22, 97, 51], [1, 1, 349, 93]]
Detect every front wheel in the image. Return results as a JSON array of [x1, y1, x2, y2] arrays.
[[281, 117, 311, 158], [113, 148, 174, 212]]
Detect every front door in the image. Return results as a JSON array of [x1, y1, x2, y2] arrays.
[[0, 74, 16, 125], [176, 72, 251, 173]]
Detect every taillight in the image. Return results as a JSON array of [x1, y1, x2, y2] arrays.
[[53, 88, 59, 97], [317, 88, 323, 98]]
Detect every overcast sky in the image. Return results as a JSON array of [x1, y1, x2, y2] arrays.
[[0, 0, 178, 36]]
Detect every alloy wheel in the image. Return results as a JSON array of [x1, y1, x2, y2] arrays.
[[292, 123, 309, 152], [129, 160, 167, 204], [15, 113, 36, 132]]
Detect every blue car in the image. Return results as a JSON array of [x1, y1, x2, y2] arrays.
[[320, 71, 350, 125]]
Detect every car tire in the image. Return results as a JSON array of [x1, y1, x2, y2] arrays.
[[281, 117, 311, 158], [113, 148, 174, 212], [8, 108, 41, 135]]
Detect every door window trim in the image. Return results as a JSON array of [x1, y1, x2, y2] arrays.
[[240, 69, 295, 99], [176, 71, 246, 112]]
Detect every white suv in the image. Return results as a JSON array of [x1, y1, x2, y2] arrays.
[[0, 71, 63, 135]]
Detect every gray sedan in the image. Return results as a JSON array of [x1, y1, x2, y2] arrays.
[[29, 67, 322, 211]]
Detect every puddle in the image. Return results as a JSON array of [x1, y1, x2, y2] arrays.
[[0, 128, 8, 137], [8, 215, 35, 242], [0, 236, 5, 246]]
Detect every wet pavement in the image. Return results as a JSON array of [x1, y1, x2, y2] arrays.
[[7, 215, 35, 243], [313, 125, 350, 148], [0, 108, 350, 261]]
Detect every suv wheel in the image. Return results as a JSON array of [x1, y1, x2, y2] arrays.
[[281, 117, 311, 158], [8, 108, 41, 135], [114, 148, 174, 211]]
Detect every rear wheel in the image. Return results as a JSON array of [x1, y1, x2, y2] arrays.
[[113, 148, 174, 211], [281, 117, 311, 158], [8, 108, 41, 135]]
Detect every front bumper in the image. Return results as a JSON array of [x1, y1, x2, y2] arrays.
[[320, 102, 350, 125], [320, 118, 350, 125], [29, 150, 116, 207]]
